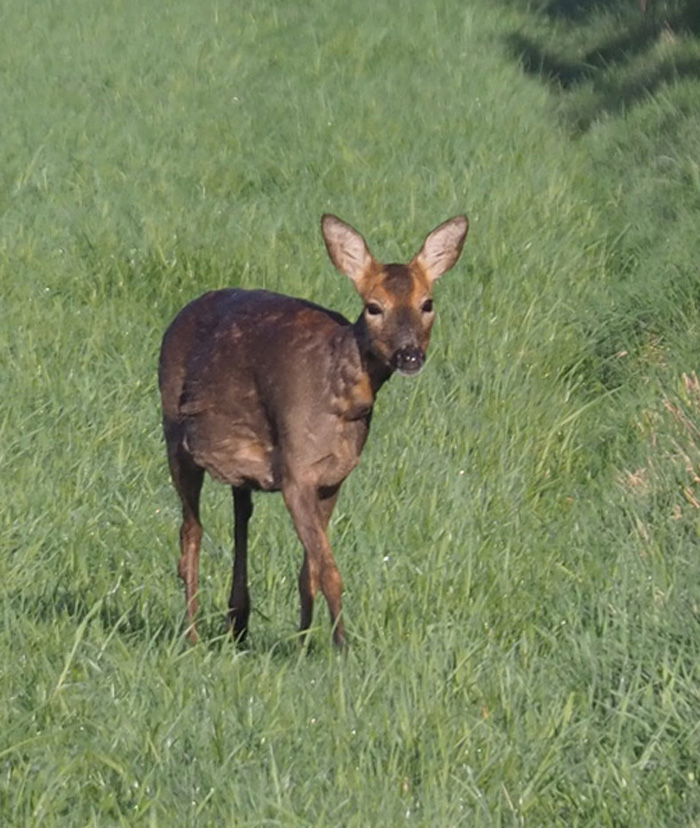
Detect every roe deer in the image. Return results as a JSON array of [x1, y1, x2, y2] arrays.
[[159, 214, 468, 647]]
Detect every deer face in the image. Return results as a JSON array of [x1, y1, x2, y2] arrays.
[[359, 262, 436, 375], [321, 214, 468, 376]]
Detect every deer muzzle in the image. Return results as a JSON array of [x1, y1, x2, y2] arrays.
[[391, 346, 425, 376]]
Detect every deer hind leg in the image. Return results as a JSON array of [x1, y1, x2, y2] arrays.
[[228, 487, 253, 641], [167, 438, 205, 643], [283, 482, 344, 647]]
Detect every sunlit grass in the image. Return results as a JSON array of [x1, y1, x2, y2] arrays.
[[2, 0, 700, 824]]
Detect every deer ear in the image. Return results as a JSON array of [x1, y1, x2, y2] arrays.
[[321, 215, 375, 286], [412, 215, 469, 282]]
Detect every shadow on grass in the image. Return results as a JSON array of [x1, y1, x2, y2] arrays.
[[505, 2, 700, 129], [17, 585, 179, 647], [544, 0, 622, 20], [506, 0, 700, 25], [28, 585, 319, 656], [507, 19, 665, 88], [572, 54, 700, 128]]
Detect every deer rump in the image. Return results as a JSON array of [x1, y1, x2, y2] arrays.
[[160, 288, 370, 496]]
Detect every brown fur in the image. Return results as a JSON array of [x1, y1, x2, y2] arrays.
[[158, 214, 468, 646]]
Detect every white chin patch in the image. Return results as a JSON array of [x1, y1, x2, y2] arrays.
[[397, 365, 424, 378]]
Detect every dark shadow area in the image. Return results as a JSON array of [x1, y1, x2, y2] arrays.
[[15, 585, 180, 647], [506, 0, 700, 26], [505, 1, 700, 129], [507, 17, 669, 88], [545, 0, 618, 19], [20, 584, 318, 655], [544, 0, 645, 21], [571, 54, 700, 128]]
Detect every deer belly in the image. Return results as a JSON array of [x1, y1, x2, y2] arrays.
[[185, 415, 279, 490], [305, 422, 368, 489]]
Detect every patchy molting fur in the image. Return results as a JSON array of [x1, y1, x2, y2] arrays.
[[159, 213, 468, 647]]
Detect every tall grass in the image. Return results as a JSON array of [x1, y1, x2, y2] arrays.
[[2, 0, 700, 824]]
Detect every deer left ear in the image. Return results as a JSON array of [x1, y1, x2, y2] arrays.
[[412, 215, 469, 282]]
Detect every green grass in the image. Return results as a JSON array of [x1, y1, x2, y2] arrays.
[[3, 0, 700, 824]]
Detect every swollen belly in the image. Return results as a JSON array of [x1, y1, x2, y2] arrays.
[[185, 417, 279, 490], [306, 424, 367, 490]]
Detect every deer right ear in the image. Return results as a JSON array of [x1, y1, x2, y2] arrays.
[[321, 215, 375, 287]]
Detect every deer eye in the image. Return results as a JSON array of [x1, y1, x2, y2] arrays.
[[421, 299, 434, 314], [365, 302, 383, 317]]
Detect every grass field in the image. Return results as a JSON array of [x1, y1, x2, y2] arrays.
[[3, 0, 700, 824]]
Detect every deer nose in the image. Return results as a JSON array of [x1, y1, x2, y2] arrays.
[[392, 346, 425, 376]]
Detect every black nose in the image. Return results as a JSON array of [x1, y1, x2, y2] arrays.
[[392, 347, 425, 375]]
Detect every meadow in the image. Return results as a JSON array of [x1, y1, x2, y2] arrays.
[[2, 0, 700, 824]]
